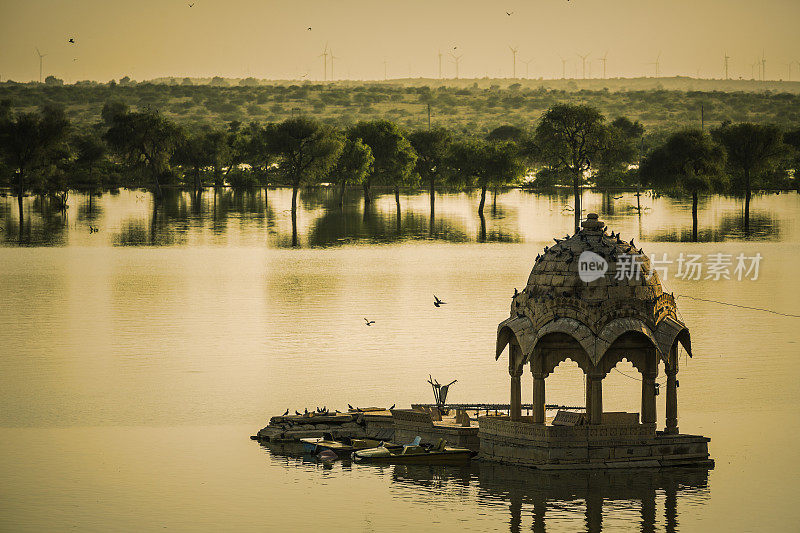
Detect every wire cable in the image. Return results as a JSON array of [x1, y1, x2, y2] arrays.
[[675, 294, 800, 318]]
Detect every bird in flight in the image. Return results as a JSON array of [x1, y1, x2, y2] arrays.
[[68, 38, 75, 44], [433, 295, 447, 307], [506, 11, 513, 16], [307, 27, 312, 31], [364, 318, 376, 326], [188, 3, 194, 7]]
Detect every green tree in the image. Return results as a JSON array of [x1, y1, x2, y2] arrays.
[[104, 110, 183, 199], [712, 123, 785, 232], [0, 104, 70, 227], [71, 132, 107, 209], [348, 120, 417, 209], [595, 117, 644, 187], [639, 129, 726, 241], [447, 139, 523, 217], [533, 104, 609, 232], [409, 127, 452, 218], [331, 138, 374, 207], [267, 117, 344, 245]]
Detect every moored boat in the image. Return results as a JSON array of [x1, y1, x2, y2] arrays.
[[352, 438, 475, 464], [300, 433, 398, 455]]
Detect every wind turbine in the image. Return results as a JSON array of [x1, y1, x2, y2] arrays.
[[318, 43, 329, 81], [522, 58, 533, 79], [438, 50, 443, 79], [761, 51, 766, 81], [450, 51, 462, 79], [723, 52, 731, 80], [599, 51, 608, 79], [509, 45, 518, 78], [330, 49, 338, 81], [35, 47, 47, 83], [577, 52, 590, 79], [558, 55, 567, 79], [383, 59, 388, 80], [648, 52, 661, 78]]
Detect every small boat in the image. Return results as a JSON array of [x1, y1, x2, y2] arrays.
[[300, 433, 399, 455], [352, 437, 474, 464]]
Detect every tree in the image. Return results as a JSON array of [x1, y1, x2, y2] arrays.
[[0, 104, 70, 227], [447, 139, 524, 217], [409, 127, 452, 217], [595, 117, 644, 187], [71, 132, 107, 209], [712, 123, 784, 232], [267, 117, 344, 245], [331, 138, 374, 207], [533, 104, 609, 232], [348, 120, 417, 209], [639, 129, 726, 241], [104, 110, 183, 199]]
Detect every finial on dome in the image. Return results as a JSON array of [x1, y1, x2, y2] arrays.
[[580, 213, 603, 231]]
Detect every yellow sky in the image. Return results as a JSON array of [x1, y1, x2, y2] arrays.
[[0, 0, 798, 82]]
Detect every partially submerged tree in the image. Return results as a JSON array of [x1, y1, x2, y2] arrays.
[[533, 104, 609, 232], [267, 117, 344, 245], [640, 129, 726, 241], [104, 110, 183, 199], [409, 127, 452, 217], [348, 120, 417, 209], [712, 122, 784, 232], [331, 138, 374, 208], [0, 104, 70, 225]]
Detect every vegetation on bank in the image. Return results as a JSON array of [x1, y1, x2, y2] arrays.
[[1, 91, 799, 242]]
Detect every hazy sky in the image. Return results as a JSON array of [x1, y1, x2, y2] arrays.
[[1, 0, 798, 82]]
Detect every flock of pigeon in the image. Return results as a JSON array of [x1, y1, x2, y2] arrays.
[[281, 403, 395, 417]]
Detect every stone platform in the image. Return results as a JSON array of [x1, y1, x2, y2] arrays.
[[478, 416, 713, 469]]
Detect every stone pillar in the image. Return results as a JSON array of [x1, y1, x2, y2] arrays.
[[641, 350, 657, 425], [509, 343, 523, 421], [585, 375, 593, 422], [532, 372, 545, 424], [666, 346, 679, 434], [590, 376, 603, 425], [510, 373, 522, 421]]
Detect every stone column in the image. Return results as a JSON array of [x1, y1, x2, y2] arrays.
[[509, 343, 523, 421], [590, 375, 603, 425], [665, 345, 679, 434], [510, 373, 522, 421], [532, 371, 545, 424], [585, 375, 593, 422], [641, 350, 657, 425]]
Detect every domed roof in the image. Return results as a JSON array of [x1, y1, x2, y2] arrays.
[[497, 214, 690, 366]]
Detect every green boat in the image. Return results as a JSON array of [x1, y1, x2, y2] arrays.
[[352, 437, 474, 464]]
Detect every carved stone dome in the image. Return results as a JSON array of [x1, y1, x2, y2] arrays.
[[497, 214, 690, 369]]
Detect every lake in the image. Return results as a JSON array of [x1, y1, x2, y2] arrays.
[[1, 187, 799, 531]]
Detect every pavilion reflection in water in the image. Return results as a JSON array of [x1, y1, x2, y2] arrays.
[[257, 441, 709, 533]]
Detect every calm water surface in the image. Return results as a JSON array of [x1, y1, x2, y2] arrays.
[[1, 188, 799, 531]]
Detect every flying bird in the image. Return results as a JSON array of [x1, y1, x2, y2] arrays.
[[506, 11, 513, 16], [364, 318, 375, 326], [433, 295, 447, 307], [68, 38, 75, 44], [307, 27, 312, 31]]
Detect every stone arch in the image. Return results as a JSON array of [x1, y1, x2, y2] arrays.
[[596, 317, 661, 365], [530, 332, 594, 377], [598, 331, 660, 377]]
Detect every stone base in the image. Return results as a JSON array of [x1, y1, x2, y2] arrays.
[[478, 417, 713, 470]]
